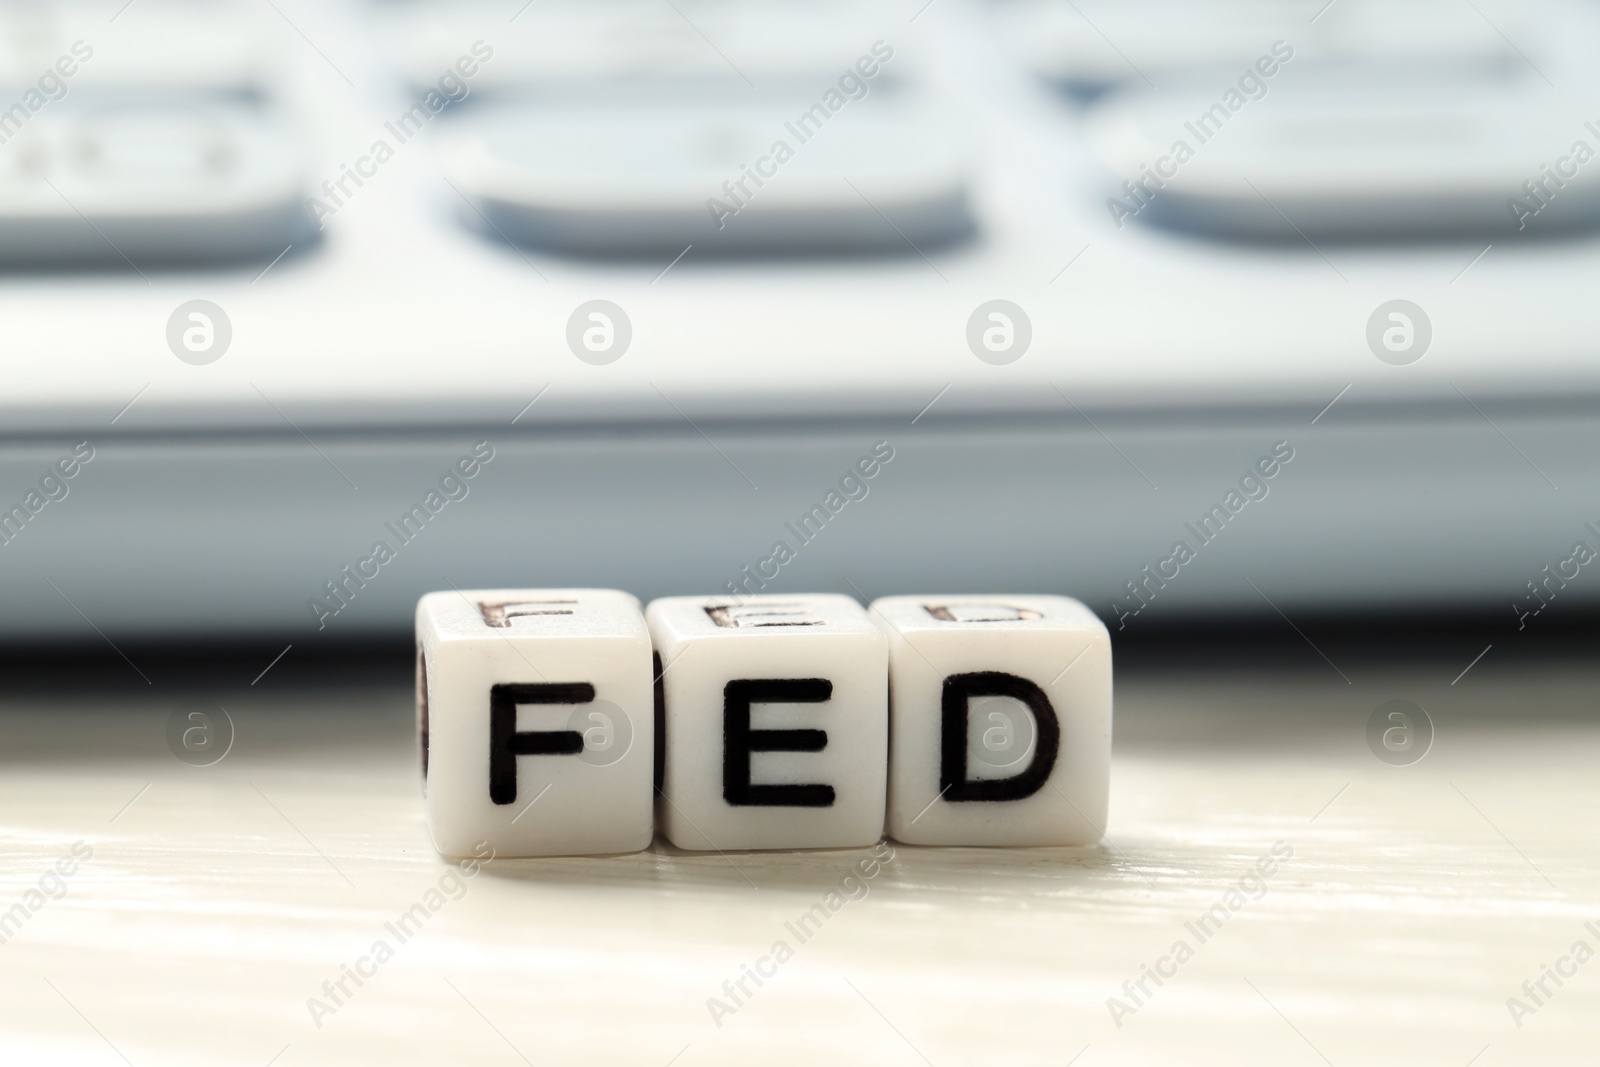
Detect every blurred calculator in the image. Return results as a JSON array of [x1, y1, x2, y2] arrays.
[[3, 0, 1599, 640]]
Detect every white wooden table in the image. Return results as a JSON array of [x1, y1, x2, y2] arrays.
[[2, 648, 1595, 1065]]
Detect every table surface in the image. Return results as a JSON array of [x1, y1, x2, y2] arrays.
[[1, 640, 1596, 1066]]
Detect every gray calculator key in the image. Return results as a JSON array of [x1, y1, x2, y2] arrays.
[[994, 0, 1517, 96], [0, 101, 314, 266], [0, 1, 270, 96], [1086, 73, 1600, 240], [442, 98, 973, 255], [385, 0, 902, 98]]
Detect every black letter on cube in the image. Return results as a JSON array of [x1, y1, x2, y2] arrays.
[[940, 672, 1060, 802], [489, 682, 592, 805], [723, 679, 835, 807]]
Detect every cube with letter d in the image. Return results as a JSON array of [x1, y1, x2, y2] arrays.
[[869, 595, 1111, 846]]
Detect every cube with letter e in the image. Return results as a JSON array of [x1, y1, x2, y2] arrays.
[[647, 594, 888, 851]]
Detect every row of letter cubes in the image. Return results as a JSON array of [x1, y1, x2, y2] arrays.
[[417, 591, 1111, 857]]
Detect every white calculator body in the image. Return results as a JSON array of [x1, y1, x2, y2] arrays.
[[2, 0, 1597, 639]]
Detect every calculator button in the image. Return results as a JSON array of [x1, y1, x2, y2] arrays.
[[385, 0, 899, 98], [0, 102, 313, 266], [442, 98, 972, 255], [0, 1, 270, 97], [1086, 73, 1600, 239], [994, 0, 1516, 97]]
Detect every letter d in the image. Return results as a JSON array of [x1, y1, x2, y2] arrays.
[[940, 673, 1059, 802]]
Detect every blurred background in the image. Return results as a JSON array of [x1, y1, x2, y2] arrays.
[[7, 4, 1600, 1064], [3, 0, 1599, 652]]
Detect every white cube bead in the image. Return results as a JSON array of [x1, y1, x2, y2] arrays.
[[646, 594, 888, 851], [416, 589, 655, 858], [868, 595, 1112, 847]]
